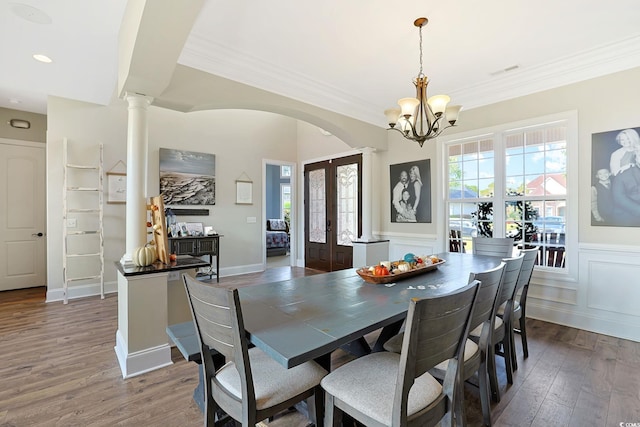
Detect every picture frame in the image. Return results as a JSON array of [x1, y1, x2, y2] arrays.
[[159, 148, 216, 206], [591, 126, 640, 227], [389, 159, 432, 223], [236, 180, 253, 205], [185, 222, 204, 236], [176, 222, 188, 236], [106, 172, 126, 204]]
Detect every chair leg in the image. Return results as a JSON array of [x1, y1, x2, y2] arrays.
[[477, 364, 493, 426], [486, 338, 500, 403], [503, 333, 514, 385], [324, 393, 342, 427], [308, 387, 324, 427], [519, 316, 529, 358]]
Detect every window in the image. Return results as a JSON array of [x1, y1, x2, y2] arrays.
[[445, 114, 574, 271], [280, 183, 291, 226], [280, 165, 291, 178]]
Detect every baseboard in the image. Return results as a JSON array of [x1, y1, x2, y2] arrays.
[[114, 330, 173, 379], [527, 301, 640, 343], [46, 281, 117, 303], [219, 263, 264, 277]]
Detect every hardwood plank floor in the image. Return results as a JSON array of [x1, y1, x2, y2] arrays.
[[1, 269, 639, 427]]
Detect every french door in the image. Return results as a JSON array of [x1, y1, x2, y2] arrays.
[[304, 154, 362, 271]]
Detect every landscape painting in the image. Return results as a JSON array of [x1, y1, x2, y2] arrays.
[[159, 148, 216, 205]]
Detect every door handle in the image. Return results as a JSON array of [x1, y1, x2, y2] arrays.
[[326, 220, 331, 232], [32, 232, 44, 237]]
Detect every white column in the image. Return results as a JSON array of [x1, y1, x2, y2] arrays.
[[359, 147, 375, 241], [121, 93, 153, 264]]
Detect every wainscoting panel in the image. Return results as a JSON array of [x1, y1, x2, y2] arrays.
[[526, 243, 640, 343], [382, 233, 439, 262], [587, 260, 640, 317]]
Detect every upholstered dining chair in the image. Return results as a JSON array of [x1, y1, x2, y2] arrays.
[[321, 281, 481, 427], [472, 237, 515, 258], [183, 274, 328, 427], [383, 262, 506, 426], [499, 246, 538, 371], [470, 253, 524, 396]]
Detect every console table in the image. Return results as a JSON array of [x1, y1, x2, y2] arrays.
[[168, 235, 221, 282]]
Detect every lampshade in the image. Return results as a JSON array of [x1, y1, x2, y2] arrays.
[[384, 108, 401, 126], [427, 95, 450, 117], [398, 97, 420, 118]]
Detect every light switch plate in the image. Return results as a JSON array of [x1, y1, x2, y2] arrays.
[[247, 217, 256, 223]]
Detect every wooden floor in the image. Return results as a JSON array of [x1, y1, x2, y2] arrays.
[[1, 267, 639, 427]]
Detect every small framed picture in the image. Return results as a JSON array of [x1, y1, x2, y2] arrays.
[[236, 180, 253, 205], [177, 222, 188, 236], [186, 222, 204, 236], [106, 172, 126, 204]]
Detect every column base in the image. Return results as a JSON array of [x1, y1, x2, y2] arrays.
[[114, 329, 173, 379]]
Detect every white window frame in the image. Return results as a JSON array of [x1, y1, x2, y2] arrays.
[[438, 110, 578, 281], [280, 183, 291, 221]]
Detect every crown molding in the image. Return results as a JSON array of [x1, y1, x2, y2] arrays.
[[179, 34, 382, 125], [449, 34, 640, 110], [180, 34, 640, 127]]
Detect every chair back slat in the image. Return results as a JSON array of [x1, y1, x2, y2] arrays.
[[497, 254, 525, 306], [184, 276, 238, 360], [515, 246, 538, 293], [468, 262, 506, 331], [472, 237, 514, 257]]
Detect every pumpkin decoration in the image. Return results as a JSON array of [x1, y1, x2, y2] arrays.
[[132, 245, 157, 267]]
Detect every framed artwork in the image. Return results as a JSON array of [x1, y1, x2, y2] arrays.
[[236, 180, 253, 205], [106, 172, 126, 204], [159, 148, 216, 205], [591, 126, 640, 227], [185, 222, 204, 236], [389, 159, 431, 223]]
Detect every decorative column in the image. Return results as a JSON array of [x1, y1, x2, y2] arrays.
[[122, 93, 153, 264], [359, 147, 375, 241], [353, 146, 389, 267]]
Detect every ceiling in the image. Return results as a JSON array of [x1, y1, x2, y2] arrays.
[[2, 0, 640, 128]]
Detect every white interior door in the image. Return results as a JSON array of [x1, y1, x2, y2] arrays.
[[0, 140, 46, 291]]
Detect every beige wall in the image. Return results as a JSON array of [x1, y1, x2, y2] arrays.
[[374, 66, 640, 342], [45, 95, 334, 298], [0, 107, 47, 142]]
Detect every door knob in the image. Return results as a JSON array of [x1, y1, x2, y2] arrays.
[[32, 232, 44, 237]]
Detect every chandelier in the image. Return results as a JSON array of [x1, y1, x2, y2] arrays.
[[384, 17, 462, 147]]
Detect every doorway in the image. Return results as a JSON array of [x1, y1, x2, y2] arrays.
[[0, 139, 46, 291], [264, 161, 294, 268], [304, 154, 362, 271]]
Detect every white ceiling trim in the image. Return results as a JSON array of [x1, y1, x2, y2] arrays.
[[180, 34, 640, 127], [450, 35, 640, 110], [179, 34, 381, 125]]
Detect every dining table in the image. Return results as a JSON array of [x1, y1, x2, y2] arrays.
[[167, 251, 504, 412], [238, 251, 504, 369]]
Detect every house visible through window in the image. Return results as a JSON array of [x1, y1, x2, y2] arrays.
[[446, 116, 571, 270]]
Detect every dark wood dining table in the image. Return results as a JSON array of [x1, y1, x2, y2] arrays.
[[239, 251, 504, 369]]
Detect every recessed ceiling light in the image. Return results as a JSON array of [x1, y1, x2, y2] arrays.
[[9, 98, 21, 104], [33, 54, 53, 63], [10, 3, 52, 25]]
